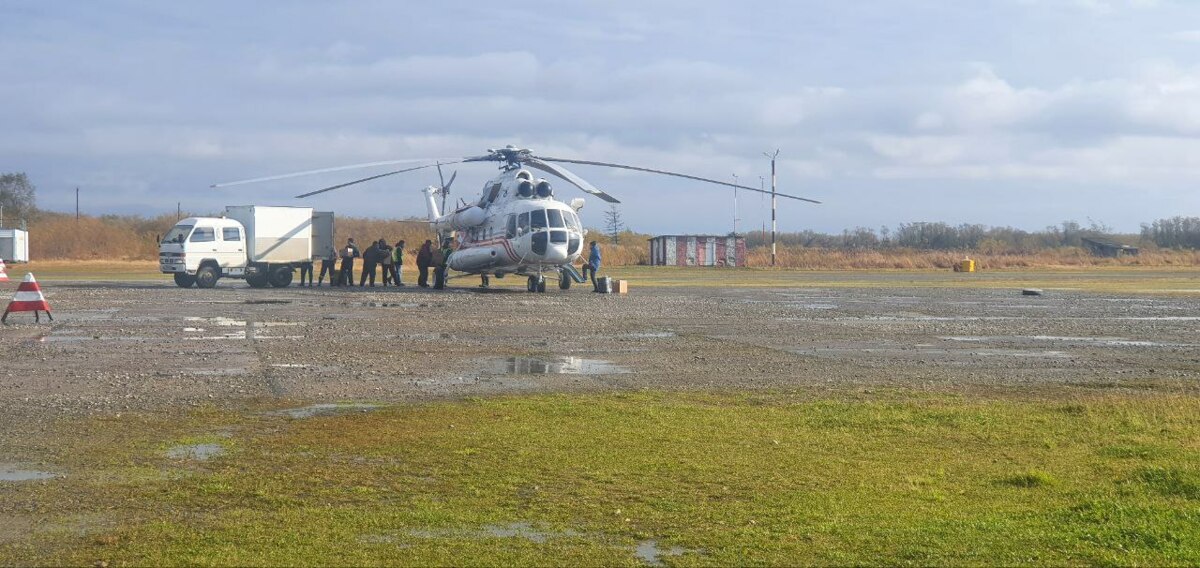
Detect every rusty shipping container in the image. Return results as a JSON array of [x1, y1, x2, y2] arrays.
[[648, 235, 746, 267]]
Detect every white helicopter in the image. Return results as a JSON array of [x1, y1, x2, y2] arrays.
[[217, 145, 820, 292]]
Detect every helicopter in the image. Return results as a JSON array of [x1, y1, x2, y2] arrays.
[[215, 145, 820, 292]]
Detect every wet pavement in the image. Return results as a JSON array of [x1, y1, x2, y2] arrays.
[[0, 280, 1197, 418]]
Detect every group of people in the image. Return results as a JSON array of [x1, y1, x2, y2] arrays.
[[295, 237, 455, 289], [294, 237, 407, 288], [295, 237, 603, 291]]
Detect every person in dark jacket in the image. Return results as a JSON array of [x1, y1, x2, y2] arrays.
[[416, 240, 433, 288], [360, 240, 382, 287], [317, 246, 338, 286], [392, 240, 405, 286], [433, 239, 453, 290], [378, 239, 394, 287], [338, 238, 360, 287], [298, 259, 314, 287]]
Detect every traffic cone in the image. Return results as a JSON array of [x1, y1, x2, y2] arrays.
[[0, 260, 8, 283], [2, 273, 53, 324]]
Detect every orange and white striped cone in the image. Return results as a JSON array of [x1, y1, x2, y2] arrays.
[[2, 273, 53, 324], [0, 259, 8, 283]]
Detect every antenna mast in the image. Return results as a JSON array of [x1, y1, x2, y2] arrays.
[[731, 174, 740, 236], [764, 150, 779, 266]]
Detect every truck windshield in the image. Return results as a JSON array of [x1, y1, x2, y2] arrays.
[[162, 225, 193, 244]]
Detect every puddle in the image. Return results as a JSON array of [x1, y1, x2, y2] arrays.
[[35, 335, 153, 343], [182, 368, 248, 376], [791, 303, 838, 310], [626, 331, 676, 339], [165, 443, 225, 460], [941, 336, 1185, 347], [362, 302, 420, 308], [271, 403, 383, 419], [486, 357, 630, 375], [244, 299, 291, 305], [0, 464, 57, 482], [635, 540, 688, 566], [270, 363, 311, 368], [407, 522, 581, 544], [183, 317, 305, 340]]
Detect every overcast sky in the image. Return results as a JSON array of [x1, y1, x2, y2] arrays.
[[3, 0, 1199, 234]]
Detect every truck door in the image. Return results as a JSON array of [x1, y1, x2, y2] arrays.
[[311, 211, 334, 261], [217, 227, 247, 273]]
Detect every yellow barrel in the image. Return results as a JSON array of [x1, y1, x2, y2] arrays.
[[959, 259, 976, 273]]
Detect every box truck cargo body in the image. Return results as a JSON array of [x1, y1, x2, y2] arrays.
[[0, 229, 30, 263], [159, 206, 334, 289]]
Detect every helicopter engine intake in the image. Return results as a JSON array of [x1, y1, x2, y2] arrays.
[[432, 205, 487, 231]]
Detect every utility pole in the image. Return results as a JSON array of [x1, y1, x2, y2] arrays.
[[731, 173, 740, 236], [177, 202, 182, 221], [763, 150, 779, 266], [75, 187, 80, 222]]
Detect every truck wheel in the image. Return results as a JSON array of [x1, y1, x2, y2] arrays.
[[195, 265, 219, 289], [558, 269, 571, 290], [269, 266, 294, 288], [174, 273, 196, 288], [247, 273, 270, 288]]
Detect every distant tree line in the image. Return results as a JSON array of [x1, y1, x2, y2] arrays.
[[1141, 217, 1200, 249], [739, 218, 1200, 252]]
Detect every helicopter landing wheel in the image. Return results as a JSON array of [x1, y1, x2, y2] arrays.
[[527, 275, 546, 293]]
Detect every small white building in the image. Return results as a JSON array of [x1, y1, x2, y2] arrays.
[[0, 228, 30, 263]]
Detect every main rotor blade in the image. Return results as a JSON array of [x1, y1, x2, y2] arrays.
[[294, 161, 460, 199], [524, 158, 621, 204], [212, 158, 447, 189], [537, 157, 822, 204], [444, 170, 457, 192], [436, 162, 446, 189]]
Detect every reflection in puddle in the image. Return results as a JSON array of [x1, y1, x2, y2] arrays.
[[626, 331, 676, 339], [0, 464, 57, 482], [636, 540, 688, 566], [486, 357, 629, 375], [183, 317, 305, 340], [166, 444, 225, 460], [941, 336, 1185, 347], [36, 335, 153, 343], [363, 302, 420, 308], [182, 368, 248, 376], [272, 403, 382, 419]]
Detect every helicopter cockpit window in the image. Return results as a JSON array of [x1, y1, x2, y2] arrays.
[[547, 209, 565, 229], [531, 209, 547, 230], [506, 215, 517, 238], [486, 183, 502, 205], [562, 210, 580, 231], [518, 212, 530, 234]]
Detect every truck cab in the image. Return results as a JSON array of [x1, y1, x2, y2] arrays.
[[160, 217, 249, 288], [161, 206, 332, 289]]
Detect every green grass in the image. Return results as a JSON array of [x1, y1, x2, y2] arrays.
[[4, 390, 1199, 565], [5, 261, 1200, 295]]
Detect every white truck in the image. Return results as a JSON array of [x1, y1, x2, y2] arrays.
[[159, 205, 334, 289]]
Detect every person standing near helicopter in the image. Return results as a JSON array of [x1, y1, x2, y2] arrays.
[[433, 238, 454, 290], [587, 240, 602, 291], [391, 240, 405, 286], [416, 239, 433, 288], [338, 238, 360, 287]]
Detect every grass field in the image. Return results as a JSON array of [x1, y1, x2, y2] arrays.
[[5, 261, 1200, 295], [4, 389, 1199, 566]]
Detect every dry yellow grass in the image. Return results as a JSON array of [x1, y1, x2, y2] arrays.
[[19, 214, 1200, 270]]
